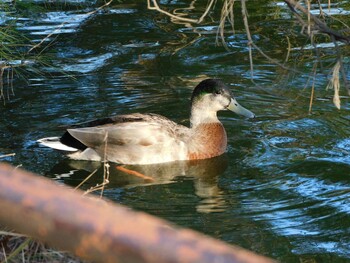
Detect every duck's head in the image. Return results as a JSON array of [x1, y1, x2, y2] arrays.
[[190, 79, 255, 120]]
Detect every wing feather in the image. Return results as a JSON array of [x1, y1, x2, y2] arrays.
[[64, 113, 188, 150]]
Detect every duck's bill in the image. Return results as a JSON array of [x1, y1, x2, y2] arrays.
[[227, 98, 255, 118]]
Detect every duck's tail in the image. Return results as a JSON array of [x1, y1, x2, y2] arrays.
[[38, 137, 102, 161], [37, 137, 78, 152]]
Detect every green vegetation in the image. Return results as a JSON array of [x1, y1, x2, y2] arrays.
[[0, 230, 85, 263], [0, 0, 111, 102]]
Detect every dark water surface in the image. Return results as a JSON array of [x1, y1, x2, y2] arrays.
[[1, 1, 350, 262]]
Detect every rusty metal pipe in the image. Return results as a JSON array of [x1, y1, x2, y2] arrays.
[[0, 163, 275, 263]]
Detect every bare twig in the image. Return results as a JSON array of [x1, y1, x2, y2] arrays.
[[308, 65, 317, 114], [101, 130, 110, 197], [216, 0, 236, 49], [309, 80, 315, 114], [285, 36, 291, 63], [0, 153, 15, 159], [0, 231, 26, 237], [83, 131, 110, 196], [240, 0, 254, 77], [147, 0, 215, 24], [2, 238, 32, 263], [74, 169, 98, 190]]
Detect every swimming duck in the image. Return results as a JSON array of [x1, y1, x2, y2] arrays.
[[38, 79, 255, 164]]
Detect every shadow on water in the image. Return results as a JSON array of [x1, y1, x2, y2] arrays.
[[47, 155, 229, 214]]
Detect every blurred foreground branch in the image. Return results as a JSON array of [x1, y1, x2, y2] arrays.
[[0, 163, 276, 263]]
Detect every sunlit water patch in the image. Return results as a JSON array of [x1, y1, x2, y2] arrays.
[[17, 10, 91, 38], [63, 52, 116, 73], [310, 7, 350, 16]]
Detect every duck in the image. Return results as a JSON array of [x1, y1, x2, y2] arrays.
[[38, 79, 255, 164]]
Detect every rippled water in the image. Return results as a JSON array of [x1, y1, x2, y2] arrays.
[[1, 1, 350, 262]]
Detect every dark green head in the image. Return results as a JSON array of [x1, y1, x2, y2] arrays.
[[190, 79, 255, 118], [191, 79, 231, 104]]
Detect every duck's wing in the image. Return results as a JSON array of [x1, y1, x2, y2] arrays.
[[62, 115, 145, 129], [60, 113, 188, 151], [59, 114, 147, 150]]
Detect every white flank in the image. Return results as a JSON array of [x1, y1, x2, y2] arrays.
[[37, 137, 78, 152]]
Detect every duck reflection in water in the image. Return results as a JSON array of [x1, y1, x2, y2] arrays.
[[48, 155, 228, 213]]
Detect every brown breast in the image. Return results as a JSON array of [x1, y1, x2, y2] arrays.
[[187, 122, 227, 160]]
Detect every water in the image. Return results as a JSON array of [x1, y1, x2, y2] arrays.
[[1, 1, 350, 262]]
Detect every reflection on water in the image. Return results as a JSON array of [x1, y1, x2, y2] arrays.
[[1, 1, 350, 262], [47, 155, 228, 214]]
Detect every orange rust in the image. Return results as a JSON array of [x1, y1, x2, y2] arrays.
[[116, 166, 155, 182], [0, 163, 276, 263]]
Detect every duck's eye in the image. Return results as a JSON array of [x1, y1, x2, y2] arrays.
[[214, 90, 222, 95]]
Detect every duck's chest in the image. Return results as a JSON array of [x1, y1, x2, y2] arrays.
[[187, 122, 227, 160]]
